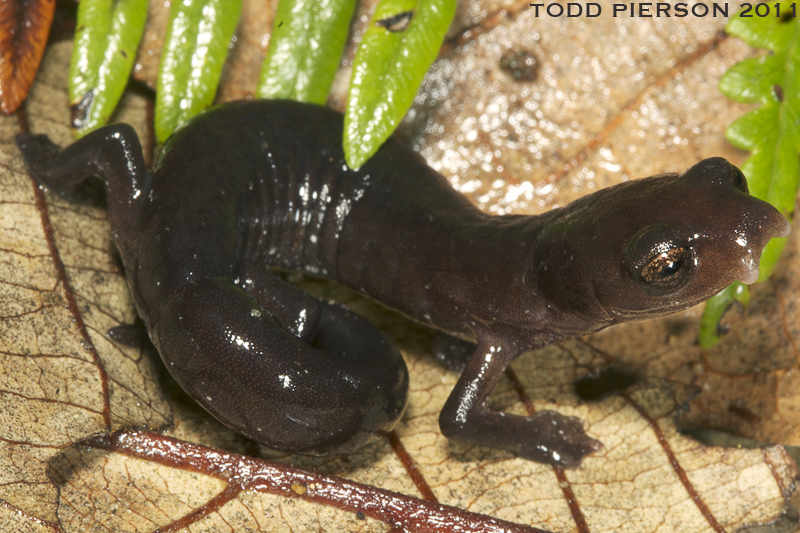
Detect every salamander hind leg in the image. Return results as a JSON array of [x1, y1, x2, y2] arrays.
[[16, 126, 145, 192], [16, 125, 147, 246], [151, 273, 409, 455]]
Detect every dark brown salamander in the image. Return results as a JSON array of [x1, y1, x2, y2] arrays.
[[16, 100, 790, 467]]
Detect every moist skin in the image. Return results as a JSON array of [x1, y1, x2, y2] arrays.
[[16, 100, 791, 467]]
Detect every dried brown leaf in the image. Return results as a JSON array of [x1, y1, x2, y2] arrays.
[[131, 0, 169, 90], [216, 0, 277, 102], [0, 41, 170, 525], [0, 0, 56, 114], [673, 218, 800, 447]]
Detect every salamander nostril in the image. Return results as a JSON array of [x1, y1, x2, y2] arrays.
[[730, 164, 749, 193]]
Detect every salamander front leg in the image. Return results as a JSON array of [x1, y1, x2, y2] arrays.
[[153, 267, 409, 455], [439, 340, 602, 467]]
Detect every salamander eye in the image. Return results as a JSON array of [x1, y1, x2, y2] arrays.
[[730, 166, 748, 193], [623, 224, 696, 292], [639, 246, 690, 287]]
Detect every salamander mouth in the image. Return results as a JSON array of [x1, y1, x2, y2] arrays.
[[733, 210, 791, 285], [736, 250, 761, 284], [609, 299, 700, 319]]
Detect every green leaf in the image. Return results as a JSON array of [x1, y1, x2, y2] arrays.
[[726, 5, 793, 50], [69, 0, 148, 137], [257, 0, 356, 104], [718, 56, 780, 104], [155, 0, 243, 143], [344, 0, 456, 168], [699, 281, 750, 349], [701, 2, 800, 347]]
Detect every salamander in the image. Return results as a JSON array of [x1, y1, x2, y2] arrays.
[[16, 99, 790, 467]]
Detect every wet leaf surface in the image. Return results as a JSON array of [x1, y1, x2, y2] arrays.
[[154, 0, 242, 141], [69, 0, 148, 136], [344, 0, 456, 167], [0, 4, 798, 533], [256, 0, 355, 104]]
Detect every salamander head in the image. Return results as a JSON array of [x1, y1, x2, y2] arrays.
[[535, 157, 790, 326]]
